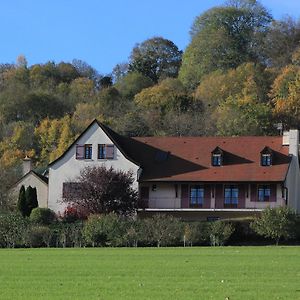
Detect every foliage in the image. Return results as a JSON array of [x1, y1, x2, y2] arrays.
[[179, 0, 272, 89], [182, 222, 209, 246], [114, 72, 153, 100], [209, 220, 235, 246], [0, 212, 29, 248], [261, 17, 300, 67], [134, 78, 192, 114], [26, 225, 53, 247], [250, 207, 297, 245], [144, 214, 182, 247], [271, 65, 300, 128], [25, 186, 38, 217], [17, 185, 27, 217], [83, 213, 125, 247], [30, 208, 56, 225], [62, 166, 138, 215], [129, 37, 182, 82]]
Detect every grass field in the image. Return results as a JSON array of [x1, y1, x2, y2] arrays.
[[0, 247, 299, 300]]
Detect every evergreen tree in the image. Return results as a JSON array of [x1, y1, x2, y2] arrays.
[[25, 186, 38, 217], [17, 185, 27, 217]]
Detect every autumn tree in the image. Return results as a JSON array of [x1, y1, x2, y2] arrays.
[[128, 37, 182, 82], [62, 166, 138, 215], [270, 64, 300, 128]]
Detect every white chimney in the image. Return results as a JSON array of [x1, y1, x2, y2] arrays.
[[22, 156, 32, 176], [282, 131, 289, 146], [288, 130, 299, 157]]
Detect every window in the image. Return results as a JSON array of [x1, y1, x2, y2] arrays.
[[212, 154, 222, 166], [62, 182, 82, 199], [76, 145, 85, 159], [84, 144, 92, 159], [261, 153, 272, 166], [211, 147, 223, 166], [224, 185, 238, 207], [98, 144, 114, 159], [190, 185, 204, 207], [258, 185, 270, 202], [155, 150, 169, 162]]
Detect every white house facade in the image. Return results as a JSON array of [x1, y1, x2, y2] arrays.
[[48, 120, 140, 213]]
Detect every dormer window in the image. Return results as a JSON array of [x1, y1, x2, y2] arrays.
[[211, 147, 223, 166], [212, 154, 222, 166], [261, 154, 271, 166], [261, 147, 273, 166]]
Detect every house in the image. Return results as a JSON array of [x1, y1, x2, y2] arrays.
[[10, 157, 48, 208], [47, 120, 300, 220]]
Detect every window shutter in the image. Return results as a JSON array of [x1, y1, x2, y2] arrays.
[[105, 145, 114, 159], [215, 184, 223, 208], [140, 186, 149, 208], [270, 184, 277, 202], [203, 184, 211, 208], [250, 184, 257, 202], [238, 184, 246, 208], [76, 145, 85, 159], [181, 184, 189, 208]]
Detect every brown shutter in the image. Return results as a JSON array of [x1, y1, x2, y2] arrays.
[[76, 145, 85, 159], [105, 145, 114, 159], [140, 187, 149, 208], [203, 184, 211, 208], [238, 184, 246, 209], [270, 184, 277, 202], [181, 184, 189, 208], [215, 184, 223, 209], [250, 184, 257, 202]]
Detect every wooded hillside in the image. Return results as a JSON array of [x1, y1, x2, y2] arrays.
[[1, 0, 300, 205]]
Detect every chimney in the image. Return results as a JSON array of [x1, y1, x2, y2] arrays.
[[22, 156, 32, 176], [287, 130, 299, 157]]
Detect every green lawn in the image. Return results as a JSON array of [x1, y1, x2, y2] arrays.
[[0, 247, 299, 300]]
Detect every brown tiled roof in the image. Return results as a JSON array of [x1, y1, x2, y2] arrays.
[[119, 136, 290, 182], [48, 120, 291, 182]]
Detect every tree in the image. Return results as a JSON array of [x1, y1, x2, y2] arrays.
[[209, 221, 234, 246], [179, 0, 272, 89], [215, 97, 274, 136], [25, 186, 38, 217], [145, 214, 182, 247], [62, 166, 138, 215], [128, 37, 182, 82], [114, 72, 153, 100], [260, 17, 300, 67], [134, 78, 192, 114], [251, 207, 296, 245], [271, 64, 300, 128], [17, 185, 27, 217]]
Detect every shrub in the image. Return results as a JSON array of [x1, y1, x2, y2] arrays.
[[0, 212, 29, 248], [60, 205, 89, 223], [251, 207, 297, 245], [83, 213, 126, 247], [182, 222, 210, 246], [144, 214, 182, 247], [209, 220, 235, 246], [26, 225, 53, 247], [30, 208, 56, 225]]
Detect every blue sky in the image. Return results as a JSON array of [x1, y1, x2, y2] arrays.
[[1, 0, 300, 74]]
